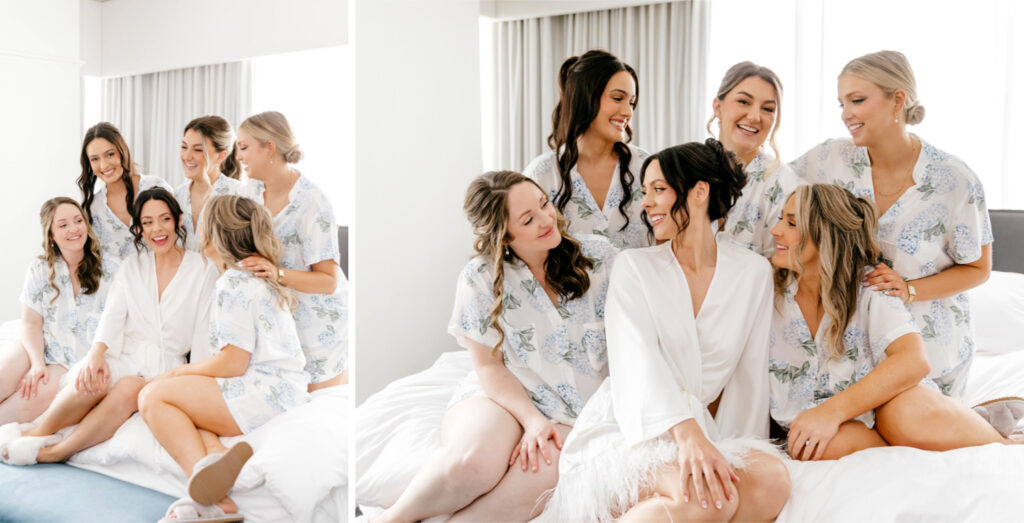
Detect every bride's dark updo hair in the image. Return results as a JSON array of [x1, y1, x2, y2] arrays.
[[639, 138, 747, 241]]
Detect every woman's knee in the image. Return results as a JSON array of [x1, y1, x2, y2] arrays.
[[877, 386, 948, 446], [441, 444, 509, 494], [740, 453, 791, 519], [137, 380, 168, 415], [108, 378, 143, 405]]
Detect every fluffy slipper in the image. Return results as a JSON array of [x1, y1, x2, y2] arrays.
[[157, 497, 243, 523], [0, 422, 34, 448], [972, 397, 1024, 437], [188, 441, 254, 505], [1, 433, 63, 465]]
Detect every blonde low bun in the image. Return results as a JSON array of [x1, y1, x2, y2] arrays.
[[905, 104, 926, 125]]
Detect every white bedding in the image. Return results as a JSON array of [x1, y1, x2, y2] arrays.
[[0, 319, 349, 522], [356, 349, 1024, 521]]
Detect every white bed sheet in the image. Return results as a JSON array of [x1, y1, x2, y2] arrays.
[[356, 350, 1024, 521]]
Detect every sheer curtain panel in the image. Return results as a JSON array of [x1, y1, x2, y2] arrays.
[[488, 1, 708, 171], [101, 61, 253, 187]]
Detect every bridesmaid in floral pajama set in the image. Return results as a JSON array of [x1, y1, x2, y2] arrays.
[[236, 111, 349, 391], [524, 50, 650, 251], [78, 122, 173, 274], [708, 61, 804, 257], [377, 171, 617, 523], [790, 51, 992, 399]]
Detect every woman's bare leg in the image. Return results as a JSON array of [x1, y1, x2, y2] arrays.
[[309, 369, 347, 392], [36, 376, 145, 462], [0, 340, 30, 401], [138, 376, 242, 515], [377, 397, 522, 523], [449, 423, 571, 522], [0, 360, 67, 425], [199, 429, 228, 455], [21, 380, 107, 437], [816, 420, 888, 460], [622, 450, 790, 523], [876, 384, 1010, 450]]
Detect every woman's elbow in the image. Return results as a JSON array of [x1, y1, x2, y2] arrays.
[[913, 356, 931, 382]]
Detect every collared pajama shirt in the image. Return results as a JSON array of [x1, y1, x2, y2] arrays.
[[447, 235, 617, 426], [173, 175, 259, 251], [19, 257, 113, 368], [790, 137, 992, 397], [524, 145, 652, 250], [255, 174, 348, 383], [717, 150, 804, 257], [769, 276, 920, 429], [210, 269, 311, 434]]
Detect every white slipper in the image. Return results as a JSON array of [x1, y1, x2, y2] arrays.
[[187, 441, 253, 505], [157, 497, 243, 523], [0, 422, 34, 448], [973, 397, 1024, 438], [1, 433, 63, 465]]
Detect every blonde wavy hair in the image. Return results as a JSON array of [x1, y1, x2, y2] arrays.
[[463, 171, 593, 354], [39, 197, 104, 303], [773, 185, 881, 358], [200, 195, 296, 311]]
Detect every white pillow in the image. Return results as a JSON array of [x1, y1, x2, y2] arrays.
[[968, 270, 1024, 355]]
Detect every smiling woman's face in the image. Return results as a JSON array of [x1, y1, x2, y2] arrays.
[[140, 199, 178, 254], [505, 181, 562, 258]]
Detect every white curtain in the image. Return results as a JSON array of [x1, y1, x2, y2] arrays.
[[488, 1, 708, 172], [101, 61, 253, 187]]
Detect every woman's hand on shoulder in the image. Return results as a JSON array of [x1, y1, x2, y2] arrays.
[[865, 263, 910, 302], [240, 254, 276, 280], [17, 363, 49, 399], [787, 403, 843, 460], [509, 413, 563, 473], [671, 418, 739, 511]]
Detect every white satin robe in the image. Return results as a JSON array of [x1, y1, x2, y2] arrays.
[[69, 250, 219, 385], [543, 240, 775, 522]]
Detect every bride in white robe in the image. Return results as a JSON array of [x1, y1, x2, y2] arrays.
[[543, 139, 791, 522]]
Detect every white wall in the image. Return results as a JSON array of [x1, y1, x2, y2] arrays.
[[354, 0, 482, 403], [0, 0, 84, 319], [98, 0, 348, 77], [79, 0, 101, 76]]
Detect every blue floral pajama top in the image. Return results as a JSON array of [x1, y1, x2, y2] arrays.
[[447, 236, 618, 426], [524, 145, 652, 250], [790, 137, 992, 396], [211, 269, 311, 434]]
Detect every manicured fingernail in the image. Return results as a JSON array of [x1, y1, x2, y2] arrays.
[[702, 501, 708, 509], [716, 501, 723, 509]]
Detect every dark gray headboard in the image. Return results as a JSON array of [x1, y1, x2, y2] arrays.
[[339, 227, 352, 280], [337, 226, 349, 278], [991, 210, 1024, 274]]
